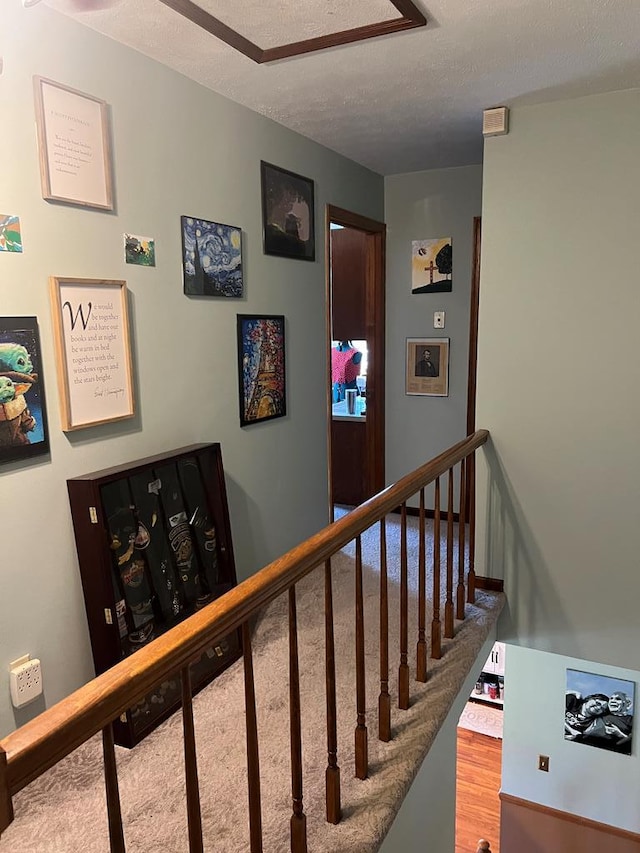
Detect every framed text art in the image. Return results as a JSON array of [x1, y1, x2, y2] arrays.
[[237, 314, 286, 426], [0, 316, 50, 463], [49, 278, 135, 430], [406, 337, 450, 397], [33, 76, 114, 211], [260, 162, 315, 261]]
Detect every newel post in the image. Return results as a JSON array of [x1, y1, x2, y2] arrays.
[[0, 746, 14, 836]]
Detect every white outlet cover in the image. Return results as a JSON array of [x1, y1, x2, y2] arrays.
[[10, 658, 43, 708], [434, 311, 445, 329]]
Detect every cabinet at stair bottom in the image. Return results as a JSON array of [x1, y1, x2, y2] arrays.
[[471, 642, 505, 707], [67, 443, 241, 747]]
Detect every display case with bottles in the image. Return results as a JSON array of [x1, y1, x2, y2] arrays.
[[67, 443, 240, 747]]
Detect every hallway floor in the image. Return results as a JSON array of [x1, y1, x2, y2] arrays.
[[455, 726, 502, 853]]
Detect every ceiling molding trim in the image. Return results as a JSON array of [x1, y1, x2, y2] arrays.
[[157, 0, 427, 64]]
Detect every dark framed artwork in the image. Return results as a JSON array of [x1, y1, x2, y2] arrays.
[[260, 161, 315, 261], [181, 216, 243, 297], [237, 314, 286, 426], [565, 669, 635, 755], [0, 316, 50, 463], [406, 337, 449, 396]]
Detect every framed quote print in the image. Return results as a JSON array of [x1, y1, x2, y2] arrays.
[[49, 278, 135, 430], [34, 76, 114, 210]]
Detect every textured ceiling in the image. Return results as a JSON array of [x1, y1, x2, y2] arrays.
[[42, 0, 640, 175]]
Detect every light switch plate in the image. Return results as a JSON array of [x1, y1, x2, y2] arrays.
[[434, 311, 445, 329]]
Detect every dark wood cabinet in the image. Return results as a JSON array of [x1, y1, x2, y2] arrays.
[[67, 443, 240, 747]]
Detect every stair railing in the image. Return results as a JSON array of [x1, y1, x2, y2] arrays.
[[0, 429, 489, 853]]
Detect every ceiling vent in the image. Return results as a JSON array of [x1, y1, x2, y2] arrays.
[[482, 107, 510, 137]]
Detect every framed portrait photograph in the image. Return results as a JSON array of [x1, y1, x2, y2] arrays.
[[406, 337, 449, 396], [237, 315, 286, 426], [181, 216, 243, 297], [565, 669, 634, 756], [0, 316, 50, 464], [49, 277, 135, 431], [260, 161, 315, 261], [33, 76, 114, 211]]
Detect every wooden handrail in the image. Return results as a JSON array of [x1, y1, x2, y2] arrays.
[[0, 429, 489, 814]]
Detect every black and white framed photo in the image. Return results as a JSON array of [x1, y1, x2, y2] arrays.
[[565, 669, 635, 755], [405, 337, 449, 397]]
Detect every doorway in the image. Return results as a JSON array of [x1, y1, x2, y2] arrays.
[[325, 205, 385, 517]]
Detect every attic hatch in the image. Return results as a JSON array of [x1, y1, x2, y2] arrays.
[[157, 0, 427, 63]]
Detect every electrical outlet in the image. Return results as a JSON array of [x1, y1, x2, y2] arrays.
[[9, 656, 43, 708], [433, 311, 445, 329], [538, 754, 549, 772]]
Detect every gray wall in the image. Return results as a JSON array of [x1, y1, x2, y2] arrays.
[[0, 0, 383, 737], [476, 89, 640, 671], [380, 630, 496, 853], [384, 166, 483, 497], [502, 646, 639, 834]]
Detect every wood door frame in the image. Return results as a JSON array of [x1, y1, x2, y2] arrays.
[[325, 205, 386, 519], [465, 216, 482, 516]]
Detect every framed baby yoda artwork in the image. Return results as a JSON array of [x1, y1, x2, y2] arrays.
[[49, 277, 135, 431], [0, 316, 50, 463]]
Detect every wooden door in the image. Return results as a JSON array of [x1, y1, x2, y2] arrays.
[[325, 206, 385, 513]]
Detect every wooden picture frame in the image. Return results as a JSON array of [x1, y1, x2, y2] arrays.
[[0, 316, 50, 463], [260, 161, 315, 261], [49, 278, 135, 431], [33, 76, 114, 211], [237, 314, 286, 426], [406, 337, 449, 397]]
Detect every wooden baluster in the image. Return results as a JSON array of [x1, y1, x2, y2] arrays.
[[378, 518, 391, 742], [102, 722, 126, 853], [444, 468, 455, 639], [242, 621, 263, 852], [456, 457, 467, 621], [398, 503, 410, 710], [324, 559, 341, 824], [0, 747, 13, 836], [181, 665, 204, 853], [431, 477, 442, 659], [289, 587, 307, 853], [467, 452, 477, 604], [354, 535, 368, 779], [416, 488, 427, 682]]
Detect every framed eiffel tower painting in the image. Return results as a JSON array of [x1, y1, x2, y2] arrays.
[[237, 314, 286, 427]]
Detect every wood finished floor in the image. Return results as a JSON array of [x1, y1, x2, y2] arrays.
[[455, 727, 502, 853]]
